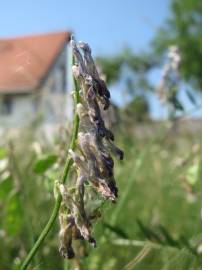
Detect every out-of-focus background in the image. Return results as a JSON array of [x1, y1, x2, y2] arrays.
[[1, 0, 202, 269]]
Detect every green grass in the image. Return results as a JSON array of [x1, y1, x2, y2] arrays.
[[1, 125, 202, 270]]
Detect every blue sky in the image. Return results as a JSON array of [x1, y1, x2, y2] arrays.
[[4, 0, 200, 118], [0, 0, 170, 55]]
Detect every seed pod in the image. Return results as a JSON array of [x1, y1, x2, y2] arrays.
[[59, 213, 75, 259]]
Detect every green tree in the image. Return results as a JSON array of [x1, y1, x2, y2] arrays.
[[124, 95, 149, 122], [97, 47, 157, 86]]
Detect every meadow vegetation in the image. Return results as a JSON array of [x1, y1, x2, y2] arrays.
[[1, 120, 202, 270]]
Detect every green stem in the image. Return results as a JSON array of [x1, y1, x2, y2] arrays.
[[20, 73, 80, 270]]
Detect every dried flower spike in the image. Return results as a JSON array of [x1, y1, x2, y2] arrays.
[[58, 40, 124, 259]]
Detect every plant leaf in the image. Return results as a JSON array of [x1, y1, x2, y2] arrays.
[[33, 154, 58, 174], [103, 222, 129, 239], [0, 148, 7, 160], [186, 89, 196, 105], [3, 193, 22, 236], [137, 219, 163, 244], [158, 225, 180, 248], [0, 175, 13, 200]]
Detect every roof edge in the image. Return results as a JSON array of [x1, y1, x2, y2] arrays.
[[0, 30, 72, 41]]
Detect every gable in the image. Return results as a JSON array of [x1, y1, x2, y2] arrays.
[[0, 31, 70, 94]]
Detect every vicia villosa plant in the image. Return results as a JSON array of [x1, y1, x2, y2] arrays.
[[57, 40, 124, 258], [156, 45, 182, 113], [21, 39, 124, 269]]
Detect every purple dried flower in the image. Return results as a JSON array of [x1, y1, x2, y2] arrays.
[[58, 40, 124, 259]]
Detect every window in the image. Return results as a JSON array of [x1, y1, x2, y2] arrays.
[[0, 96, 13, 115]]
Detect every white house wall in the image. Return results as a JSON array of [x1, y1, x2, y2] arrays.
[[0, 95, 35, 128], [0, 45, 73, 133], [40, 46, 70, 124]]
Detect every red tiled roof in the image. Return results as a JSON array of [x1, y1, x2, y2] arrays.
[[0, 31, 70, 94]]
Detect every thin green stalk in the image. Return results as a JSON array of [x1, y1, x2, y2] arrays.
[[20, 73, 80, 270], [121, 245, 151, 270], [63, 260, 69, 270]]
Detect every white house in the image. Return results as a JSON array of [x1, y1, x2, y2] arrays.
[[0, 31, 71, 131]]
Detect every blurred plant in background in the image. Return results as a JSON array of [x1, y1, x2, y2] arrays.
[[156, 45, 182, 114]]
